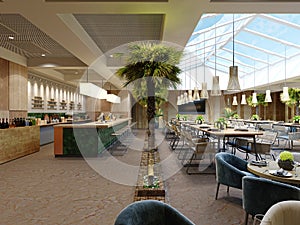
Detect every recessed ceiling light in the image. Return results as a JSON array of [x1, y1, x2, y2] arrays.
[[41, 54, 46, 57], [8, 36, 14, 40]]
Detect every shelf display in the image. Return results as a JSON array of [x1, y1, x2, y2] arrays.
[[77, 102, 82, 110], [60, 100, 67, 110], [69, 101, 75, 110], [32, 96, 44, 109], [47, 98, 57, 110]]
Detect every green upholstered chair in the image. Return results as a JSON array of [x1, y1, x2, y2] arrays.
[[215, 152, 256, 200], [114, 200, 195, 225], [242, 176, 300, 225]]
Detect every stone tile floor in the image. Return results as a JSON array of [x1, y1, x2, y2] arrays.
[[1, 129, 291, 225]]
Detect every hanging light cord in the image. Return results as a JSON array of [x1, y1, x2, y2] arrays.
[[190, 52, 192, 90], [284, 45, 287, 86], [232, 14, 235, 67], [267, 55, 270, 89], [203, 32, 206, 82], [253, 61, 256, 90], [214, 24, 217, 77]]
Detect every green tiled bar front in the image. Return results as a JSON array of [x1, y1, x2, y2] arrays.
[[62, 120, 129, 156]]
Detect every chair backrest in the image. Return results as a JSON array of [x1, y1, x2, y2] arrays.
[[257, 131, 277, 145], [273, 125, 288, 134], [288, 131, 300, 140], [261, 200, 300, 225], [242, 176, 300, 217], [215, 152, 251, 189], [114, 200, 195, 225], [259, 124, 273, 131]]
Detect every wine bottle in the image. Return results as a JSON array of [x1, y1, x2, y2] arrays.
[[5, 118, 9, 129]]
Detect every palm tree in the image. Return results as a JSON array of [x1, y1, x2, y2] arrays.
[[116, 42, 182, 150]]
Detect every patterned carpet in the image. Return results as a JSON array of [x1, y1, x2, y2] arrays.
[[0, 129, 255, 225]]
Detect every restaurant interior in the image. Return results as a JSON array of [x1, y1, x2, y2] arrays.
[[1, 1, 300, 225]]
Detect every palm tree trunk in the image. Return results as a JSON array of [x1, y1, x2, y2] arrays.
[[147, 78, 156, 151]]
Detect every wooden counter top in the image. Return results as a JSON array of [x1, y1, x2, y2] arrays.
[[53, 118, 131, 129]]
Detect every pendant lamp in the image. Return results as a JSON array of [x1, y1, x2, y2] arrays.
[[200, 32, 209, 99], [232, 96, 238, 105], [188, 53, 194, 102], [241, 94, 247, 105], [176, 95, 181, 105], [193, 49, 200, 100], [265, 55, 272, 103], [80, 68, 107, 99], [282, 45, 290, 102], [211, 24, 221, 96], [227, 14, 241, 91]]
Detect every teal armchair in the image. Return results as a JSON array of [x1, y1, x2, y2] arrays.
[[114, 200, 195, 225]]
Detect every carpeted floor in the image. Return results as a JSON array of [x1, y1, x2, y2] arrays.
[[0, 129, 269, 225]]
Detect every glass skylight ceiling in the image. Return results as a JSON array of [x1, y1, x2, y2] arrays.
[[179, 14, 300, 92]]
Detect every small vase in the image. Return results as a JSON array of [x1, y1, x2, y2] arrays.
[[278, 159, 294, 171]]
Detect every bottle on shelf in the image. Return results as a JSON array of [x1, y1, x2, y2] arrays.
[[5, 118, 9, 128]]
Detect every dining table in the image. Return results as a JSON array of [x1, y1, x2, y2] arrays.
[[189, 124, 263, 159], [247, 160, 300, 185]]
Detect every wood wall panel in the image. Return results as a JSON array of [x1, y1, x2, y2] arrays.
[[0, 58, 9, 110], [9, 62, 28, 110]]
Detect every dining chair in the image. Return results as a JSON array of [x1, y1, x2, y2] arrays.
[[235, 131, 277, 160], [242, 176, 300, 225], [260, 200, 300, 225], [215, 152, 255, 200], [114, 200, 196, 225], [184, 132, 213, 175]]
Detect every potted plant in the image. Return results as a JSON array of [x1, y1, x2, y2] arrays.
[[232, 113, 240, 119], [195, 115, 204, 124], [183, 115, 188, 121], [278, 151, 294, 171], [215, 117, 227, 130], [251, 114, 260, 121], [223, 107, 236, 119], [176, 114, 181, 120], [293, 115, 300, 123]]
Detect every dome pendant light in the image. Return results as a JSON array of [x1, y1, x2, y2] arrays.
[[227, 14, 241, 91]]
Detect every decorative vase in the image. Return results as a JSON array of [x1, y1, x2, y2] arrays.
[[278, 159, 294, 171]]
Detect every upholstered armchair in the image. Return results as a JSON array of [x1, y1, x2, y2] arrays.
[[260, 200, 300, 225], [242, 176, 300, 225], [114, 200, 195, 225], [215, 152, 255, 200]]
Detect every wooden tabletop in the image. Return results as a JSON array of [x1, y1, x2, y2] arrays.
[[189, 124, 263, 137], [247, 160, 300, 185]]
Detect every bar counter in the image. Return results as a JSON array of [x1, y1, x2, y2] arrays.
[[0, 126, 40, 164], [54, 118, 131, 157]]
